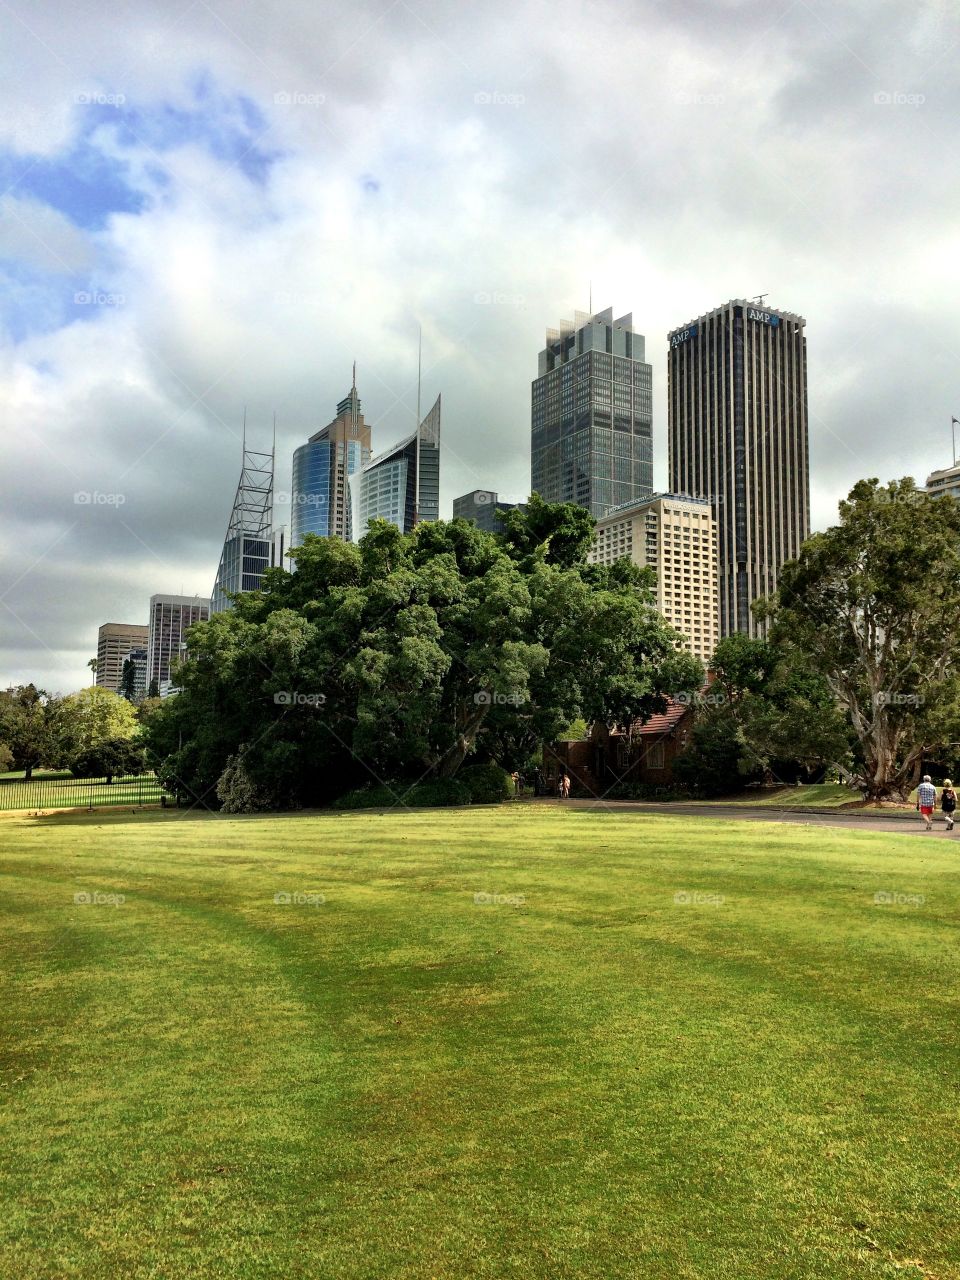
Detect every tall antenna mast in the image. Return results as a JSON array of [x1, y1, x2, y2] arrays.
[[589, 280, 592, 315], [414, 326, 422, 527]]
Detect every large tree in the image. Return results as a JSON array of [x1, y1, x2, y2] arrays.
[[757, 478, 960, 799], [706, 633, 851, 783], [0, 685, 59, 780], [145, 505, 702, 809], [54, 686, 139, 766]]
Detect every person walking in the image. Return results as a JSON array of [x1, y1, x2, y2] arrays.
[[532, 766, 544, 797], [558, 767, 571, 799], [941, 778, 957, 831], [916, 775, 937, 830]]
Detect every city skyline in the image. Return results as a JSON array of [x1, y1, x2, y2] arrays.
[[1, 0, 957, 692]]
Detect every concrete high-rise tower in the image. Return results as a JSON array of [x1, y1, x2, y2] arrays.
[[531, 307, 653, 518], [667, 299, 810, 637]]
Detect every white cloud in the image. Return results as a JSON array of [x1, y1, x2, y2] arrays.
[[1, 0, 958, 691]]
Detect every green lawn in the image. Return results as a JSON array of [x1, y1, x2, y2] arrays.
[[714, 783, 863, 808], [0, 772, 162, 812], [2, 805, 958, 1279]]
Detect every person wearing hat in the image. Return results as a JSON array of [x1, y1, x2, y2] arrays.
[[941, 778, 957, 831], [916, 775, 937, 829]]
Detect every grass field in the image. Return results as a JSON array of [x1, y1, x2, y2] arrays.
[[2, 805, 958, 1279], [0, 772, 162, 812]]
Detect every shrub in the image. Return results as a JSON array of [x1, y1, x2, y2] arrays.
[[458, 762, 513, 804], [332, 778, 471, 810], [69, 737, 146, 782], [603, 781, 689, 802], [0, 742, 14, 774], [216, 753, 277, 813]]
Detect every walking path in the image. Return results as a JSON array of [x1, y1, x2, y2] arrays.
[[546, 797, 957, 837]]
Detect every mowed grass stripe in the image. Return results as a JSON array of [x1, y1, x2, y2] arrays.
[[1, 807, 958, 1279]]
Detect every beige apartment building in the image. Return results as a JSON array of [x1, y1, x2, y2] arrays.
[[588, 493, 720, 664], [96, 623, 149, 693]]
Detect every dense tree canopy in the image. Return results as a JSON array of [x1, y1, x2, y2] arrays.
[[757, 478, 960, 798], [145, 503, 703, 809]]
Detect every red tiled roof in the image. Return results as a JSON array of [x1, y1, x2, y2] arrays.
[[632, 698, 691, 737]]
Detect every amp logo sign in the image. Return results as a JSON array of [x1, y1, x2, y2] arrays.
[[670, 324, 698, 348], [746, 307, 780, 327]]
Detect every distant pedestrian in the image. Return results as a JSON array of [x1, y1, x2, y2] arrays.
[[511, 771, 520, 795], [533, 766, 544, 797], [558, 767, 570, 799], [941, 778, 957, 831], [917, 775, 937, 830]]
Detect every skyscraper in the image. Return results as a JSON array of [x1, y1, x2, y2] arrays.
[[531, 307, 653, 518], [354, 395, 441, 536], [212, 436, 283, 614], [147, 595, 210, 691], [291, 375, 371, 546], [452, 490, 526, 534], [95, 623, 149, 693], [667, 299, 809, 637], [587, 494, 720, 664]]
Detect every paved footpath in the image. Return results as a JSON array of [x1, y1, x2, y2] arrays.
[[546, 797, 959, 838]]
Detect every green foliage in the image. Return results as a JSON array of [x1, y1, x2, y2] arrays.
[[759, 478, 960, 798], [119, 658, 138, 702], [602, 781, 689, 802], [706, 635, 851, 782], [332, 779, 471, 810], [216, 752, 283, 814], [69, 737, 146, 781], [672, 709, 760, 798], [0, 685, 59, 779], [458, 762, 513, 804], [0, 742, 14, 774], [147, 678, 160, 699], [144, 502, 701, 810], [56, 686, 139, 762]]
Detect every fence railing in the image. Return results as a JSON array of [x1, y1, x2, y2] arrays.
[[0, 771, 164, 812]]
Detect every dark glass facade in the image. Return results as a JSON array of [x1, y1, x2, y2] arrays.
[[531, 308, 653, 518], [667, 300, 810, 637]]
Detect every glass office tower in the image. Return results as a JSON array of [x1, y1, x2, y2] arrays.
[[291, 380, 372, 546], [354, 395, 441, 536], [531, 307, 653, 518]]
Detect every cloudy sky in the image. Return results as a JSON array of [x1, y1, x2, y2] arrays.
[[1, 0, 957, 693]]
